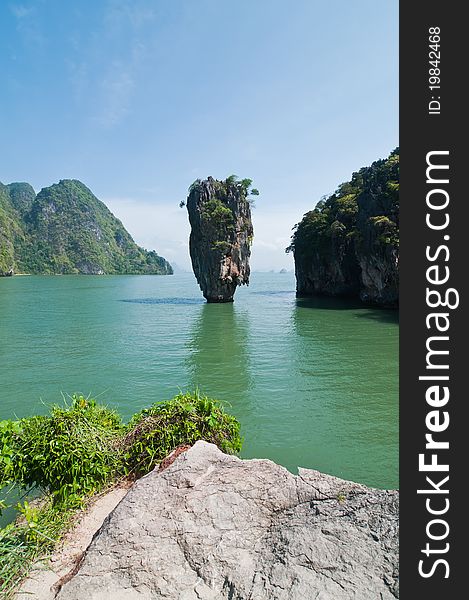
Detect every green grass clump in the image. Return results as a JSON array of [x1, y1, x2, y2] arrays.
[[1, 396, 123, 505], [0, 391, 242, 598], [0, 498, 74, 596], [122, 391, 242, 477], [0, 525, 34, 596]]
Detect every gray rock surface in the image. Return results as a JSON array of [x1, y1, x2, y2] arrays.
[[57, 441, 399, 599]]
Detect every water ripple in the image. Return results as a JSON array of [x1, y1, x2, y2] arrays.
[[121, 297, 204, 305]]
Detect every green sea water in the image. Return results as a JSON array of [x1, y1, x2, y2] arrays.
[[0, 272, 398, 489]]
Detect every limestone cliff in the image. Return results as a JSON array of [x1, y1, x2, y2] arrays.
[[54, 442, 399, 600], [186, 176, 254, 302], [289, 149, 399, 306], [0, 179, 172, 275]]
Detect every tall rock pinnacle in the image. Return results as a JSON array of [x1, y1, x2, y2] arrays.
[[186, 176, 256, 302]]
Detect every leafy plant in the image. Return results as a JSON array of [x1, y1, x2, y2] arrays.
[[201, 198, 235, 232], [337, 492, 347, 504], [122, 391, 242, 477], [211, 240, 232, 253], [0, 391, 242, 597], [0, 421, 22, 484], [0, 395, 123, 504], [225, 174, 238, 186], [224, 176, 259, 203], [0, 497, 75, 597]]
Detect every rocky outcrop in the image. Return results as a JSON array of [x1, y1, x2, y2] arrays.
[[290, 149, 399, 306], [0, 179, 173, 275], [56, 441, 399, 600], [186, 177, 253, 302], [6, 182, 36, 216], [355, 182, 399, 305]]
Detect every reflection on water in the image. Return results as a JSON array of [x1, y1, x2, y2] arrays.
[[296, 296, 400, 324], [187, 303, 253, 403], [296, 296, 366, 310], [290, 299, 398, 486]]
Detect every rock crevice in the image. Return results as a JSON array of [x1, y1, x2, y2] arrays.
[[56, 441, 399, 600]]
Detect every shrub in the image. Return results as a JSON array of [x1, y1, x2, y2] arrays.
[[1, 396, 123, 505], [0, 391, 242, 597], [200, 197, 235, 235], [0, 420, 22, 484], [1, 392, 242, 503], [0, 496, 75, 597], [121, 391, 242, 477]]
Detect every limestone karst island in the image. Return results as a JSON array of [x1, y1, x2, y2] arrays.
[[289, 149, 399, 306], [185, 175, 255, 302], [0, 180, 172, 277]]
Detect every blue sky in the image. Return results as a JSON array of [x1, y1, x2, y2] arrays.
[[0, 0, 398, 270]]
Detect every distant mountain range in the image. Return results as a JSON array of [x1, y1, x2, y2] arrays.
[[0, 179, 172, 276]]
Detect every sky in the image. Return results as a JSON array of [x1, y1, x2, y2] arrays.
[[0, 0, 398, 271]]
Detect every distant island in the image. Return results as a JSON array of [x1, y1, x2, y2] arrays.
[[288, 149, 399, 306], [0, 179, 172, 276]]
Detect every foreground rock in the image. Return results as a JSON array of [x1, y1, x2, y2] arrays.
[[57, 441, 399, 600], [16, 487, 130, 600], [186, 177, 253, 302]]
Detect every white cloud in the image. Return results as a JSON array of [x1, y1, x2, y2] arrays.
[[9, 4, 33, 19], [103, 197, 296, 272], [104, 0, 156, 32], [9, 3, 46, 47], [104, 197, 192, 268], [67, 2, 155, 129], [97, 63, 135, 127], [251, 210, 296, 271]]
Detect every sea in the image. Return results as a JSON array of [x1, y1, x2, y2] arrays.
[[0, 272, 398, 495]]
